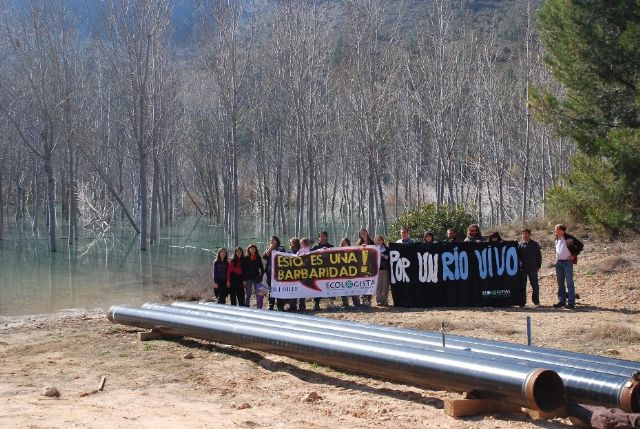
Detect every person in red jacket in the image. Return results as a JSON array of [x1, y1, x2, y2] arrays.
[[227, 247, 246, 306]]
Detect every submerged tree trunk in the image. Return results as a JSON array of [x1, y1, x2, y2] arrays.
[[0, 161, 3, 240], [67, 144, 77, 244], [139, 147, 148, 250], [43, 155, 57, 252], [150, 156, 160, 244], [32, 157, 39, 232]]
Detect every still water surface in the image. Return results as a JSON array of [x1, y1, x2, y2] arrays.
[[0, 216, 363, 316]]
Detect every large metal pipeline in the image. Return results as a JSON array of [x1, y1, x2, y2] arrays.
[[142, 302, 640, 412], [108, 305, 566, 412], [174, 302, 640, 377]]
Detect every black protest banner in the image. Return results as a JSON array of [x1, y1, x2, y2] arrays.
[[270, 246, 380, 299], [389, 242, 524, 307]]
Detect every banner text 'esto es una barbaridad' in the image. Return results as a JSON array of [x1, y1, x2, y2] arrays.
[[270, 246, 380, 299]]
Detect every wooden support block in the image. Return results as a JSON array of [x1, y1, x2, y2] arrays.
[[462, 391, 477, 399], [137, 329, 182, 342], [523, 406, 567, 420], [444, 397, 522, 417]]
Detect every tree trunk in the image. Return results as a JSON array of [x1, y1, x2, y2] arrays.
[[139, 148, 148, 250], [43, 156, 57, 252], [67, 143, 77, 244], [0, 161, 3, 240], [150, 156, 160, 243], [32, 157, 39, 232], [521, 0, 532, 223], [376, 172, 387, 235], [15, 182, 22, 223]]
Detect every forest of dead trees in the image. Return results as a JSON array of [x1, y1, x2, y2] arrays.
[[0, 0, 571, 250]]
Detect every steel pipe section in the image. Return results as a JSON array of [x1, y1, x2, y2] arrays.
[[176, 302, 640, 378], [145, 303, 640, 412], [108, 305, 565, 412]]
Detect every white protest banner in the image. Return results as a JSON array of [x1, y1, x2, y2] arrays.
[[270, 246, 380, 299]]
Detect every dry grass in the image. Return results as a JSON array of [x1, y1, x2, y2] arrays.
[[591, 255, 632, 274], [161, 285, 215, 302], [568, 322, 640, 345], [566, 325, 589, 336], [408, 319, 455, 332], [587, 323, 640, 343], [492, 325, 523, 336]]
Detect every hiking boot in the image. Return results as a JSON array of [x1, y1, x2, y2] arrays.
[[566, 304, 575, 309], [552, 302, 565, 308]]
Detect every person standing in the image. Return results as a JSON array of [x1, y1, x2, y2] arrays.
[[553, 224, 583, 309], [488, 231, 503, 242], [288, 237, 301, 312], [227, 247, 246, 306], [213, 248, 229, 304], [264, 236, 287, 311], [518, 228, 542, 307], [446, 228, 458, 242], [396, 227, 415, 244], [243, 244, 264, 308], [295, 237, 312, 311], [355, 228, 375, 306], [422, 231, 436, 243], [297, 237, 310, 254], [374, 235, 391, 306], [339, 237, 361, 308], [311, 230, 333, 311], [464, 224, 485, 242]]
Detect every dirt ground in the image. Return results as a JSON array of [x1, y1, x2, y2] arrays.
[[1, 232, 639, 428]]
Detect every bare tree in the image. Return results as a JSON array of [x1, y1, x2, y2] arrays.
[[337, 0, 402, 234], [200, 0, 255, 245], [0, 152, 4, 240], [0, 0, 83, 251], [409, 0, 473, 209], [99, 0, 173, 250]]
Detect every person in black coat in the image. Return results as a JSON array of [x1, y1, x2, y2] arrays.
[[518, 228, 542, 306], [310, 230, 333, 310], [243, 244, 264, 308], [264, 236, 286, 311]]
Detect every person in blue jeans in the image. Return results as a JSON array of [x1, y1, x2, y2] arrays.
[[553, 224, 583, 309]]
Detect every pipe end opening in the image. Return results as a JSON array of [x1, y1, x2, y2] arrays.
[[619, 378, 640, 413], [525, 369, 566, 412]]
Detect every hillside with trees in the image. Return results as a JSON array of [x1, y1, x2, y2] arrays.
[[1, 0, 633, 252]]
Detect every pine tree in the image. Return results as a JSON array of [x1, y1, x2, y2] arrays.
[[531, 0, 640, 234]]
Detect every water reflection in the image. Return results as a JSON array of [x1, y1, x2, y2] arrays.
[[0, 215, 379, 316]]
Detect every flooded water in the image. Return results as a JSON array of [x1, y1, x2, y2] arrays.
[[0, 216, 367, 316]]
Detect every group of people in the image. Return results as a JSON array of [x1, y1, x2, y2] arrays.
[[212, 222, 583, 311], [211, 227, 392, 312], [395, 223, 583, 309], [398, 224, 510, 244], [520, 222, 582, 310]]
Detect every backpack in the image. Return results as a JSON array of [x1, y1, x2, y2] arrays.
[[565, 234, 584, 256]]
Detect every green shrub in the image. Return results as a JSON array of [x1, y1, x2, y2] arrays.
[[546, 153, 637, 237], [388, 203, 476, 242]]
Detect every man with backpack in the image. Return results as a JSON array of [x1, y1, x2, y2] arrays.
[[553, 224, 584, 309]]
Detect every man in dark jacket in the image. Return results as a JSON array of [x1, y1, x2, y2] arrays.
[[518, 228, 543, 306]]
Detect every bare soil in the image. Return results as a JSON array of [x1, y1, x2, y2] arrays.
[[2, 232, 639, 428]]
